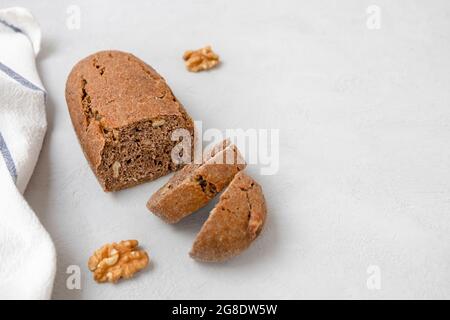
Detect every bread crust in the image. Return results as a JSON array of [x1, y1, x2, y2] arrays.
[[147, 140, 246, 223], [65, 50, 194, 191], [190, 171, 267, 262]]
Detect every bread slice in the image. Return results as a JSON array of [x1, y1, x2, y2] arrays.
[[147, 140, 246, 223], [190, 171, 266, 262], [65, 50, 194, 191]]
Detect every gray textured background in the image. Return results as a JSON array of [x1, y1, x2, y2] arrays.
[[3, 0, 450, 299]]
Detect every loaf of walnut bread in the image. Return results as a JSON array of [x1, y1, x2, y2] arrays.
[[65, 50, 194, 191], [147, 139, 246, 223]]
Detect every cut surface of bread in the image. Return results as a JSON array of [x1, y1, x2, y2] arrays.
[[147, 140, 246, 223], [65, 50, 194, 191], [190, 171, 267, 262]]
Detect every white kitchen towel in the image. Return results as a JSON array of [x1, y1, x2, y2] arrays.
[[0, 7, 56, 299]]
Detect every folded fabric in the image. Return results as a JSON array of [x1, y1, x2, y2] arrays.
[[0, 7, 56, 299]]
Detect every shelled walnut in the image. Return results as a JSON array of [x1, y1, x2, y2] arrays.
[[88, 240, 149, 283], [183, 46, 220, 72]]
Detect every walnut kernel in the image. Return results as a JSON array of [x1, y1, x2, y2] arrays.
[[88, 240, 149, 283], [183, 46, 220, 72], [112, 161, 121, 178], [152, 119, 166, 127]]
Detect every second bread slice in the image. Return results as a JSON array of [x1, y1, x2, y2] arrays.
[[190, 171, 267, 262]]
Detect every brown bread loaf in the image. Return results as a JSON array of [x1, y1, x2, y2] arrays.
[[65, 50, 194, 191]]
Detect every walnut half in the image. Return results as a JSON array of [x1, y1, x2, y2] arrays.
[[88, 240, 149, 283], [183, 46, 220, 72]]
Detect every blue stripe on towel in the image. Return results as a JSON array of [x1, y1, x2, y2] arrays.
[[0, 18, 23, 33], [0, 131, 17, 182], [0, 61, 44, 92]]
